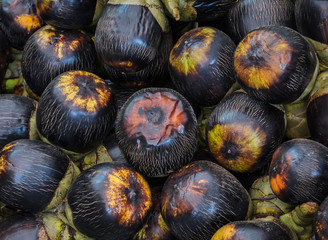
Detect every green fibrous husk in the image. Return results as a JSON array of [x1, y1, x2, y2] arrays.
[[280, 202, 319, 240], [283, 99, 310, 139], [79, 144, 113, 171], [249, 176, 294, 219], [306, 37, 328, 72], [197, 106, 214, 151], [107, 0, 170, 33]]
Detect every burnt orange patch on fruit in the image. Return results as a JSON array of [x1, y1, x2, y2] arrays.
[[14, 14, 42, 33], [270, 173, 288, 197], [234, 30, 294, 90], [56, 71, 111, 113], [170, 27, 216, 75], [105, 167, 152, 227], [36, 25, 85, 59], [162, 170, 209, 218], [36, 0, 53, 15], [207, 123, 267, 172], [0, 143, 14, 175], [211, 223, 237, 240], [104, 60, 141, 72], [123, 91, 188, 146]]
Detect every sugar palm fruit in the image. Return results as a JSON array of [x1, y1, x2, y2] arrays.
[[0, 139, 80, 213], [314, 195, 328, 240], [234, 25, 319, 104], [35, 0, 97, 30], [269, 138, 328, 205], [161, 160, 252, 240], [295, 0, 328, 71], [63, 161, 152, 240], [94, 0, 173, 88], [206, 91, 286, 173], [168, 26, 236, 108], [22, 25, 98, 99], [227, 0, 296, 43], [115, 87, 198, 177], [36, 70, 117, 161], [0, 94, 38, 149], [0, 0, 44, 50]]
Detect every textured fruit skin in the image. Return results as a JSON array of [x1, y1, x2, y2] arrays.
[[36, 70, 116, 155], [315, 196, 328, 240], [36, 0, 97, 30], [169, 26, 236, 107], [0, 0, 44, 50], [269, 138, 328, 205], [234, 25, 318, 104], [95, 4, 172, 88], [206, 91, 286, 173], [211, 217, 293, 240], [115, 87, 198, 177], [193, 0, 237, 22], [295, 0, 328, 44], [66, 161, 152, 240], [161, 160, 252, 240], [227, 0, 296, 43], [0, 139, 71, 213], [22, 25, 98, 98]]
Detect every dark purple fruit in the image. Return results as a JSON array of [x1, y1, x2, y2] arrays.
[[115, 87, 198, 177], [314, 195, 328, 240], [161, 160, 252, 240], [269, 138, 328, 205]]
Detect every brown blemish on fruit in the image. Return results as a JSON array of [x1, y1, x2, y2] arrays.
[[270, 173, 288, 196], [36, 0, 53, 15], [105, 167, 151, 227], [14, 14, 42, 33], [207, 123, 267, 172], [123, 91, 188, 146], [170, 27, 216, 75], [56, 71, 111, 113], [234, 30, 294, 90], [104, 60, 141, 72]]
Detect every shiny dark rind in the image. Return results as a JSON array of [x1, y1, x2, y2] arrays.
[[161, 160, 251, 240], [115, 87, 198, 177], [103, 133, 127, 163], [95, 4, 172, 88], [36, 70, 117, 154], [206, 91, 286, 173], [22, 25, 98, 98], [169, 26, 236, 107], [211, 218, 293, 240], [269, 138, 328, 205], [307, 89, 328, 147], [0, 0, 44, 50], [36, 0, 97, 30], [0, 94, 37, 149], [314, 195, 328, 240], [193, 0, 237, 22], [234, 25, 318, 104], [0, 30, 10, 88], [66, 161, 152, 240], [227, 0, 296, 43], [295, 0, 328, 45], [0, 139, 71, 213]]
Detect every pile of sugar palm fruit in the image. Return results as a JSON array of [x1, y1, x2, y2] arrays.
[[0, 0, 327, 239]]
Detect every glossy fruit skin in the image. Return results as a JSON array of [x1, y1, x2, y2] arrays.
[[115, 87, 198, 177], [36, 70, 117, 155], [227, 0, 296, 43], [22, 25, 98, 98], [95, 4, 172, 88], [0, 94, 38, 149], [193, 0, 237, 22], [161, 160, 252, 240], [211, 218, 293, 240], [66, 161, 152, 240], [0, 139, 72, 213], [234, 25, 318, 104], [36, 0, 97, 30], [295, 0, 328, 44], [269, 138, 328, 205], [0, 0, 44, 50], [314, 195, 328, 240], [169, 26, 236, 107], [206, 91, 286, 173]]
